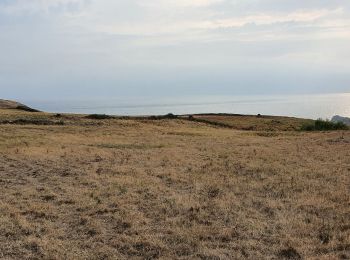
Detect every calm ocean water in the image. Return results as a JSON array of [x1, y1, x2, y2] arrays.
[[24, 93, 350, 120]]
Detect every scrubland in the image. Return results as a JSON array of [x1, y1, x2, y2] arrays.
[[0, 109, 349, 259]]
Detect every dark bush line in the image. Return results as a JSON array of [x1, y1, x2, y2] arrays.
[[85, 114, 115, 120], [0, 119, 64, 126], [85, 113, 179, 121], [188, 116, 233, 129], [301, 119, 348, 131], [187, 113, 269, 118], [188, 113, 246, 117], [146, 113, 178, 120]]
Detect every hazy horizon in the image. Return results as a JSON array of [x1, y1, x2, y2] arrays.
[[1, 0, 350, 100], [15, 93, 349, 120]]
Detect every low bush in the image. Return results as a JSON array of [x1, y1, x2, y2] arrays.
[[0, 119, 64, 125], [301, 119, 348, 131], [85, 114, 114, 120], [147, 113, 178, 120]]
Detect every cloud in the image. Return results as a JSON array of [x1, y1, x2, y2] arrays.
[[53, 1, 349, 43], [141, 0, 224, 8], [195, 8, 343, 29], [0, 0, 89, 15], [0, 0, 349, 98]]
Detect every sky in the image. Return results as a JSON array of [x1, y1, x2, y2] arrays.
[[0, 0, 349, 100]]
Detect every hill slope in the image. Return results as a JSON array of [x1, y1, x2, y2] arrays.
[[0, 99, 39, 112]]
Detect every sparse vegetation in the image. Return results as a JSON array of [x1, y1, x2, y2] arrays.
[[278, 247, 302, 259], [91, 143, 165, 150], [0, 109, 349, 259], [0, 118, 64, 125]]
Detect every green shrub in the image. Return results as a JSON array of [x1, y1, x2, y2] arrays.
[[147, 113, 178, 120], [301, 119, 348, 131], [300, 124, 315, 131], [85, 114, 114, 120]]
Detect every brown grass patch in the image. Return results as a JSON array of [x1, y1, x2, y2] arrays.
[[0, 110, 349, 259]]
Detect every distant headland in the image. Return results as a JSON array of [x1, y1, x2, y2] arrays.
[[0, 99, 39, 112]]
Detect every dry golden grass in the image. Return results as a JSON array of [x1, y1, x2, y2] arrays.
[[0, 109, 349, 259]]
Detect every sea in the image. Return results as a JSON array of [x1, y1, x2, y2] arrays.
[[23, 93, 350, 120]]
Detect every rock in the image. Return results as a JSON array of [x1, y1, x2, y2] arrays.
[[331, 115, 350, 126]]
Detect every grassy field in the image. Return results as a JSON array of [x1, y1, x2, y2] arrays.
[[0, 109, 349, 259], [186, 114, 314, 131]]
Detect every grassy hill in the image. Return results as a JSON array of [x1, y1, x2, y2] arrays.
[[0, 99, 39, 112], [0, 107, 349, 259], [183, 113, 314, 131]]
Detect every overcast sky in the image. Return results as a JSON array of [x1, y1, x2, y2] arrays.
[[0, 0, 349, 99]]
